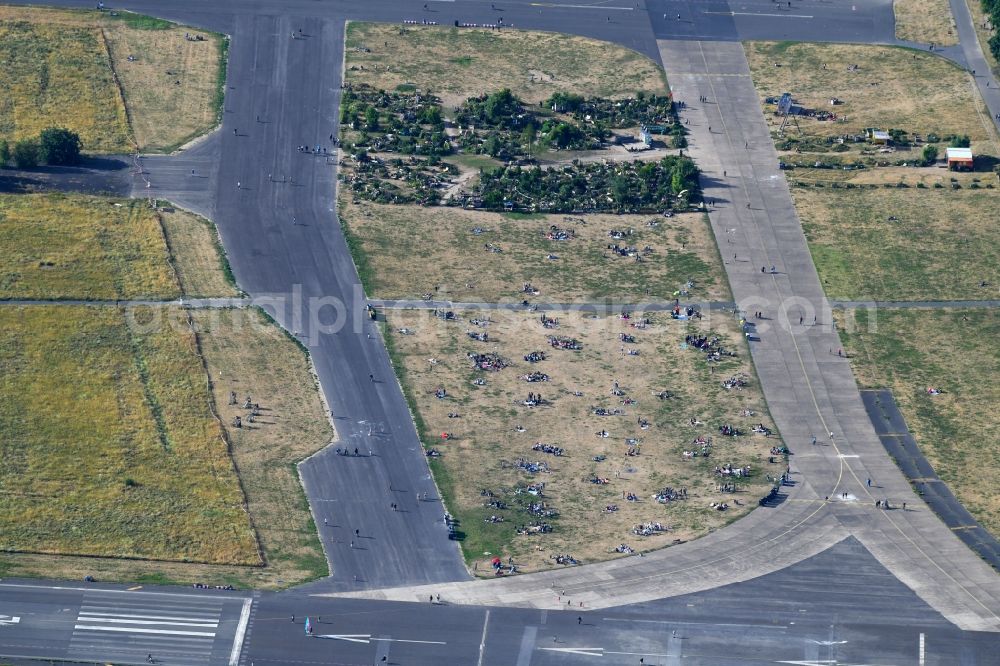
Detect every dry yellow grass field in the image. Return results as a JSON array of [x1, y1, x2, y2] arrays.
[[385, 309, 780, 573], [0, 193, 241, 300], [894, 0, 959, 45], [0, 193, 179, 300], [839, 308, 1000, 536], [0, 307, 335, 587], [745, 42, 1000, 157], [343, 199, 729, 303], [192, 307, 335, 586], [0, 6, 225, 153], [344, 22, 666, 107], [0, 14, 131, 152], [158, 205, 240, 298], [104, 17, 225, 151], [0, 305, 259, 565]]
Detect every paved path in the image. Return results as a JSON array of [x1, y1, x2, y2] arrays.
[[367, 299, 736, 312], [951, 0, 1000, 139], [134, 12, 470, 590], [328, 40, 1000, 632], [831, 299, 1000, 309], [0, 298, 249, 308]]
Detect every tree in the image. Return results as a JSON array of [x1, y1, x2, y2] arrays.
[[0, 139, 9, 167], [950, 134, 971, 148], [420, 105, 442, 125], [363, 106, 379, 131], [546, 122, 584, 149], [38, 127, 83, 165], [922, 144, 939, 166], [520, 122, 537, 150], [12, 139, 39, 168], [484, 89, 518, 124]]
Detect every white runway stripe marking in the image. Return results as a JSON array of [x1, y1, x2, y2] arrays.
[[77, 616, 219, 628], [73, 624, 216, 637], [80, 610, 219, 622]]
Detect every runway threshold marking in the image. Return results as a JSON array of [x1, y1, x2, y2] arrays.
[[76, 616, 219, 628], [73, 624, 216, 637], [229, 598, 253, 666]]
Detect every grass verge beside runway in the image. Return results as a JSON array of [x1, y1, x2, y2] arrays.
[[0, 6, 225, 153], [157, 203, 241, 298], [344, 22, 666, 108], [894, 0, 959, 45], [838, 308, 1000, 537], [0, 307, 334, 587], [342, 198, 729, 303], [385, 308, 780, 573]]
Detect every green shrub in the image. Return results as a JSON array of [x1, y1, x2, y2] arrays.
[[12, 139, 39, 168], [39, 127, 83, 166]]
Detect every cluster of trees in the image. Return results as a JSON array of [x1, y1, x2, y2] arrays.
[[984, 0, 1000, 62], [454, 89, 530, 130], [545, 91, 677, 128], [460, 156, 701, 213], [342, 85, 452, 159], [0, 128, 83, 168]]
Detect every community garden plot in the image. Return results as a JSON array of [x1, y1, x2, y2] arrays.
[[343, 199, 729, 303], [385, 308, 782, 574]]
